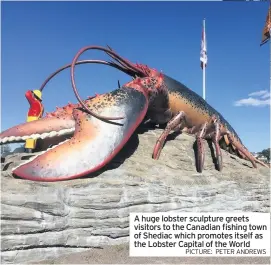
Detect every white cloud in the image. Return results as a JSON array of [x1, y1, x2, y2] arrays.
[[248, 90, 270, 98], [234, 90, 270, 107]]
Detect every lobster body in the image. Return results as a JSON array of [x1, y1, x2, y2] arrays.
[[152, 75, 236, 128], [165, 75, 237, 134], [142, 74, 242, 152], [165, 75, 243, 148], [139, 73, 263, 171], [0, 45, 268, 181]]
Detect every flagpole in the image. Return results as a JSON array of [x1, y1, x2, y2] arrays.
[[203, 63, 206, 100], [203, 19, 206, 100], [269, 12, 271, 100]]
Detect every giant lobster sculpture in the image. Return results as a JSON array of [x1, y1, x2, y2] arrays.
[[0, 45, 268, 181]]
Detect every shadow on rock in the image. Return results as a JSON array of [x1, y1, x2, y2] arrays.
[[136, 122, 158, 135]]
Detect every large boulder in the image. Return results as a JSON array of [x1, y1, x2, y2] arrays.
[[1, 128, 270, 264]]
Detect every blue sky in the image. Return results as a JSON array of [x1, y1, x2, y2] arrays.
[[1, 1, 270, 152]]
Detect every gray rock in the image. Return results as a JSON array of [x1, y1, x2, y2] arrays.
[[1, 128, 270, 264]]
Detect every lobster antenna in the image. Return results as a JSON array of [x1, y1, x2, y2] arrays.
[[70, 46, 126, 121]]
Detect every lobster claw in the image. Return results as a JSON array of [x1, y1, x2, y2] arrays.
[[11, 87, 148, 181]]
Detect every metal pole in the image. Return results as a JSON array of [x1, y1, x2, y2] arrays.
[[203, 19, 206, 100]]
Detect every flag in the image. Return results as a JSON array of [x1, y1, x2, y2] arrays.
[[260, 5, 271, 46], [200, 19, 207, 69]]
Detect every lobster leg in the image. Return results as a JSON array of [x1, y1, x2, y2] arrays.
[[195, 122, 209, 173], [205, 119, 223, 171], [225, 132, 257, 168], [195, 115, 224, 173], [237, 149, 247, 159], [152, 111, 186, 160], [182, 126, 197, 134], [221, 132, 268, 168], [224, 132, 270, 168]]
